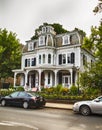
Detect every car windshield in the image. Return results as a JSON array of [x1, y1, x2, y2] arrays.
[[93, 96, 102, 102], [10, 92, 19, 98]]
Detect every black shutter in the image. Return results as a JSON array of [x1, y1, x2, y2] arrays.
[[59, 72, 62, 84], [34, 58, 36, 66], [59, 54, 62, 65], [71, 53, 75, 64], [25, 59, 27, 67]]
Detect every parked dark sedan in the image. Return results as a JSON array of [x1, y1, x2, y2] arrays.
[[0, 91, 46, 109]]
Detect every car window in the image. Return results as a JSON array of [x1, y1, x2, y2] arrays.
[[98, 97, 102, 102], [10, 92, 19, 98], [18, 92, 27, 97]]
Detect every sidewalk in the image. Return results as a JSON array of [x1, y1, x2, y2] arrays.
[[45, 102, 73, 110]]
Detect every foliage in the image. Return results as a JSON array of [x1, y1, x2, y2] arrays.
[[79, 71, 92, 89], [0, 88, 15, 96], [0, 86, 100, 101], [16, 86, 24, 91], [51, 23, 68, 34], [80, 22, 102, 93], [93, 0, 102, 14], [83, 87, 100, 96], [69, 85, 78, 95], [31, 23, 68, 40], [0, 28, 22, 79]]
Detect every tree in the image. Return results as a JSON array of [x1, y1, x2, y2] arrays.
[[79, 1, 102, 94], [79, 23, 102, 93], [31, 23, 68, 40], [93, 0, 102, 14], [31, 22, 86, 40], [0, 28, 22, 79]]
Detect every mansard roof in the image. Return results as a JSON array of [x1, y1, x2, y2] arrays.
[[22, 25, 85, 53]]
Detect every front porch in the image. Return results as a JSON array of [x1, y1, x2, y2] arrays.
[[13, 67, 78, 90]]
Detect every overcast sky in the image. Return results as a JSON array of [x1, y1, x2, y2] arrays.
[[0, 0, 101, 44]]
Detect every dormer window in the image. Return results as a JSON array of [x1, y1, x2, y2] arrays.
[[63, 35, 70, 45], [28, 42, 34, 51], [42, 27, 46, 33], [39, 36, 45, 46]]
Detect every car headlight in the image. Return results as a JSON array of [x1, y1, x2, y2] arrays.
[[74, 102, 79, 107]]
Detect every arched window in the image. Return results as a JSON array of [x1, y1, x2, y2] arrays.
[[48, 54, 51, 64], [63, 35, 70, 45], [39, 36, 45, 46]]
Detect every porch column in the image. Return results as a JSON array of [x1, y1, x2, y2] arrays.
[[69, 69, 73, 86], [24, 70, 28, 86], [14, 72, 17, 88], [54, 70, 58, 87], [38, 69, 42, 91]]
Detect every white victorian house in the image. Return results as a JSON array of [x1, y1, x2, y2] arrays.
[[12, 25, 95, 90]]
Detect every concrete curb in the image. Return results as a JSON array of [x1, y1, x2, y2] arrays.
[[45, 103, 73, 110]]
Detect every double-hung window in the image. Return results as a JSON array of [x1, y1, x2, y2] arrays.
[[48, 54, 51, 64], [43, 54, 45, 64], [39, 55, 41, 64], [31, 58, 36, 66], [62, 54, 66, 64], [63, 35, 70, 45], [27, 59, 30, 67], [39, 36, 45, 46], [28, 42, 34, 51]]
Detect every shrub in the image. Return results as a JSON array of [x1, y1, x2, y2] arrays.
[[0, 89, 15, 96], [70, 85, 78, 95], [16, 86, 24, 91], [54, 84, 63, 94]]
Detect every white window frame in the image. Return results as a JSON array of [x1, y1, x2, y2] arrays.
[[39, 36, 45, 46], [67, 53, 71, 63], [42, 27, 46, 33], [48, 54, 51, 64], [62, 75, 71, 87], [63, 35, 70, 45], [39, 55, 41, 64], [43, 54, 45, 64], [28, 42, 34, 51], [62, 54, 66, 64], [27, 58, 30, 67]]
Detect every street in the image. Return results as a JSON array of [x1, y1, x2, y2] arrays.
[[0, 106, 102, 130]]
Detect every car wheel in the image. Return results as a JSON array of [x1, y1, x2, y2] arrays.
[[23, 101, 29, 109], [1, 100, 6, 106], [80, 105, 91, 116]]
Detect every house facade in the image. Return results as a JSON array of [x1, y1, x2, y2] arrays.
[[12, 25, 95, 90]]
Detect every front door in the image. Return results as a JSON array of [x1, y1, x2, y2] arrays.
[[63, 76, 70, 87]]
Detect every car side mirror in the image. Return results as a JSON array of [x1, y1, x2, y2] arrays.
[[94, 99, 100, 102], [9, 95, 12, 98]]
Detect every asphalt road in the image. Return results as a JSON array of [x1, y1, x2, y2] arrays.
[[0, 106, 102, 130]]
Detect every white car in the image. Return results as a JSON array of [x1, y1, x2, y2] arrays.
[[73, 96, 102, 116]]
